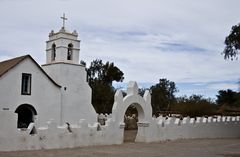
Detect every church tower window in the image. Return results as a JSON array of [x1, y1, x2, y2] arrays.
[[21, 73, 31, 95], [51, 43, 56, 61], [67, 43, 73, 60]]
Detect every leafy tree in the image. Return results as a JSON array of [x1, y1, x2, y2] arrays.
[[87, 59, 124, 113], [87, 59, 124, 86], [223, 23, 240, 60], [222, 24, 240, 108], [216, 89, 240, 107], [90, 81, 115, 113], [150, 78, 178, 115], [173, 95, 216, 117]]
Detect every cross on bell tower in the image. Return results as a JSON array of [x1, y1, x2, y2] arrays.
[[61, 13, 67, 29], [45, 14, 80, 64]]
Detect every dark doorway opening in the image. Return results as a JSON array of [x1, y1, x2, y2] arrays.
[[124, 104, 138, 143], [15, 104, 37, 129]]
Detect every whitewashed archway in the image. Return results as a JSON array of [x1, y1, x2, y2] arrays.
[[111, 81, 152, 142]]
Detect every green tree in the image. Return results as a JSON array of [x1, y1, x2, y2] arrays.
[[223, 23, 240, 60], [87, 59, 124, 86], [222, 23, 240, 110], [216, 89, 240, 107], [150, 78, 178, 115], [87, 59, 124, 113]]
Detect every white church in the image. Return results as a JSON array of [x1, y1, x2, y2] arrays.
[[0, 15, 240, 151], [0, 17, 97, 129]]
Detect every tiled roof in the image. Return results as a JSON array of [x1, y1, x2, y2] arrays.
[[0, 55, 28, 77], [0, 55, 61, 87]]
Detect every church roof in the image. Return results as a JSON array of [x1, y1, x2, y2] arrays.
[[0, 55, 61, 88], [0, 55, 27, 77]]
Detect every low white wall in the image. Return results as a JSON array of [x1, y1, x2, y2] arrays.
[[1, 81, 240, 151], [143, 116, 240, 142], [1, 109, 240, 151], [0, 111, 123, 151]]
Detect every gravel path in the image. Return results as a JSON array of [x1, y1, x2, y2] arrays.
[[0, 138, 240, 157]]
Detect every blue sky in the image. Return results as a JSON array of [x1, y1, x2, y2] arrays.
[[0, 0, 239, 99]]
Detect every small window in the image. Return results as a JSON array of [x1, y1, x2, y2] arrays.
[[51, 43, 56, 61], [21, 73, 31, 95], [67, 43, 73, 60]]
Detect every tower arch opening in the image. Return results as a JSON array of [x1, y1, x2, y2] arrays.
[[67, 43, 73, 60], [15, 104, 37, 129], [51, 43, 56, 61]]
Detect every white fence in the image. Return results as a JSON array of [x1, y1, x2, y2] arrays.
[[1, 110, 240, 151]]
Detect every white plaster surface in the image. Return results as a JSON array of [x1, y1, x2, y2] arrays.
[[42, 63, 97, 125], [0, 57, 61, 127], [46, 28, 80, 64], [1, 81, 240, 151]]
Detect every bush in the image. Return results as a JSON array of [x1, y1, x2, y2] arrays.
[[172, 95, 217, 117]]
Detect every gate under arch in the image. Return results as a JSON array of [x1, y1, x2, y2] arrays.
[[111, 81, 152, 142]]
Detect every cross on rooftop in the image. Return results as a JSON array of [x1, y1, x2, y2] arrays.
[[61, 13, 67, 29]]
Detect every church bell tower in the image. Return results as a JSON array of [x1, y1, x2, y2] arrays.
[[45, 14, 80, 64], [42, 14, 97, 125]]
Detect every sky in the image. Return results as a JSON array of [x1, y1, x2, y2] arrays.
[[0, 0, 239, 99]]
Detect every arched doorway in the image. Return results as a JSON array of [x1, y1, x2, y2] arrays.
[[15, 104, 37, 129], [124, 103, 144, 142], [111, 81, 152, 143]]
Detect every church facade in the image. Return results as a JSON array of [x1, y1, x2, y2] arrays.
[[0, 26, 97, 129]]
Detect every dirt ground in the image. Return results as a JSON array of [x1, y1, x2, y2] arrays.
[[1, 138, 240, 157]]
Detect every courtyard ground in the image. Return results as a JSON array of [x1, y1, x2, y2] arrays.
[[0, 138, 240, 157]]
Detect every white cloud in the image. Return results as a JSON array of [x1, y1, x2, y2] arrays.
[[0, 0, 240, 98]]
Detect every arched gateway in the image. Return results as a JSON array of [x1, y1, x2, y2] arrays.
[[15, 104, 37, 129], [111, 81, 152, 142]]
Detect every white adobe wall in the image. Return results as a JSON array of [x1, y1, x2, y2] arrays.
[[0, 113, 240, 151], [0, 81, 240, 151], [42, 63, 97, 125], [143, 116, 240, 142], [0, 113, 124, 151], [0, 58, 61, 127]]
